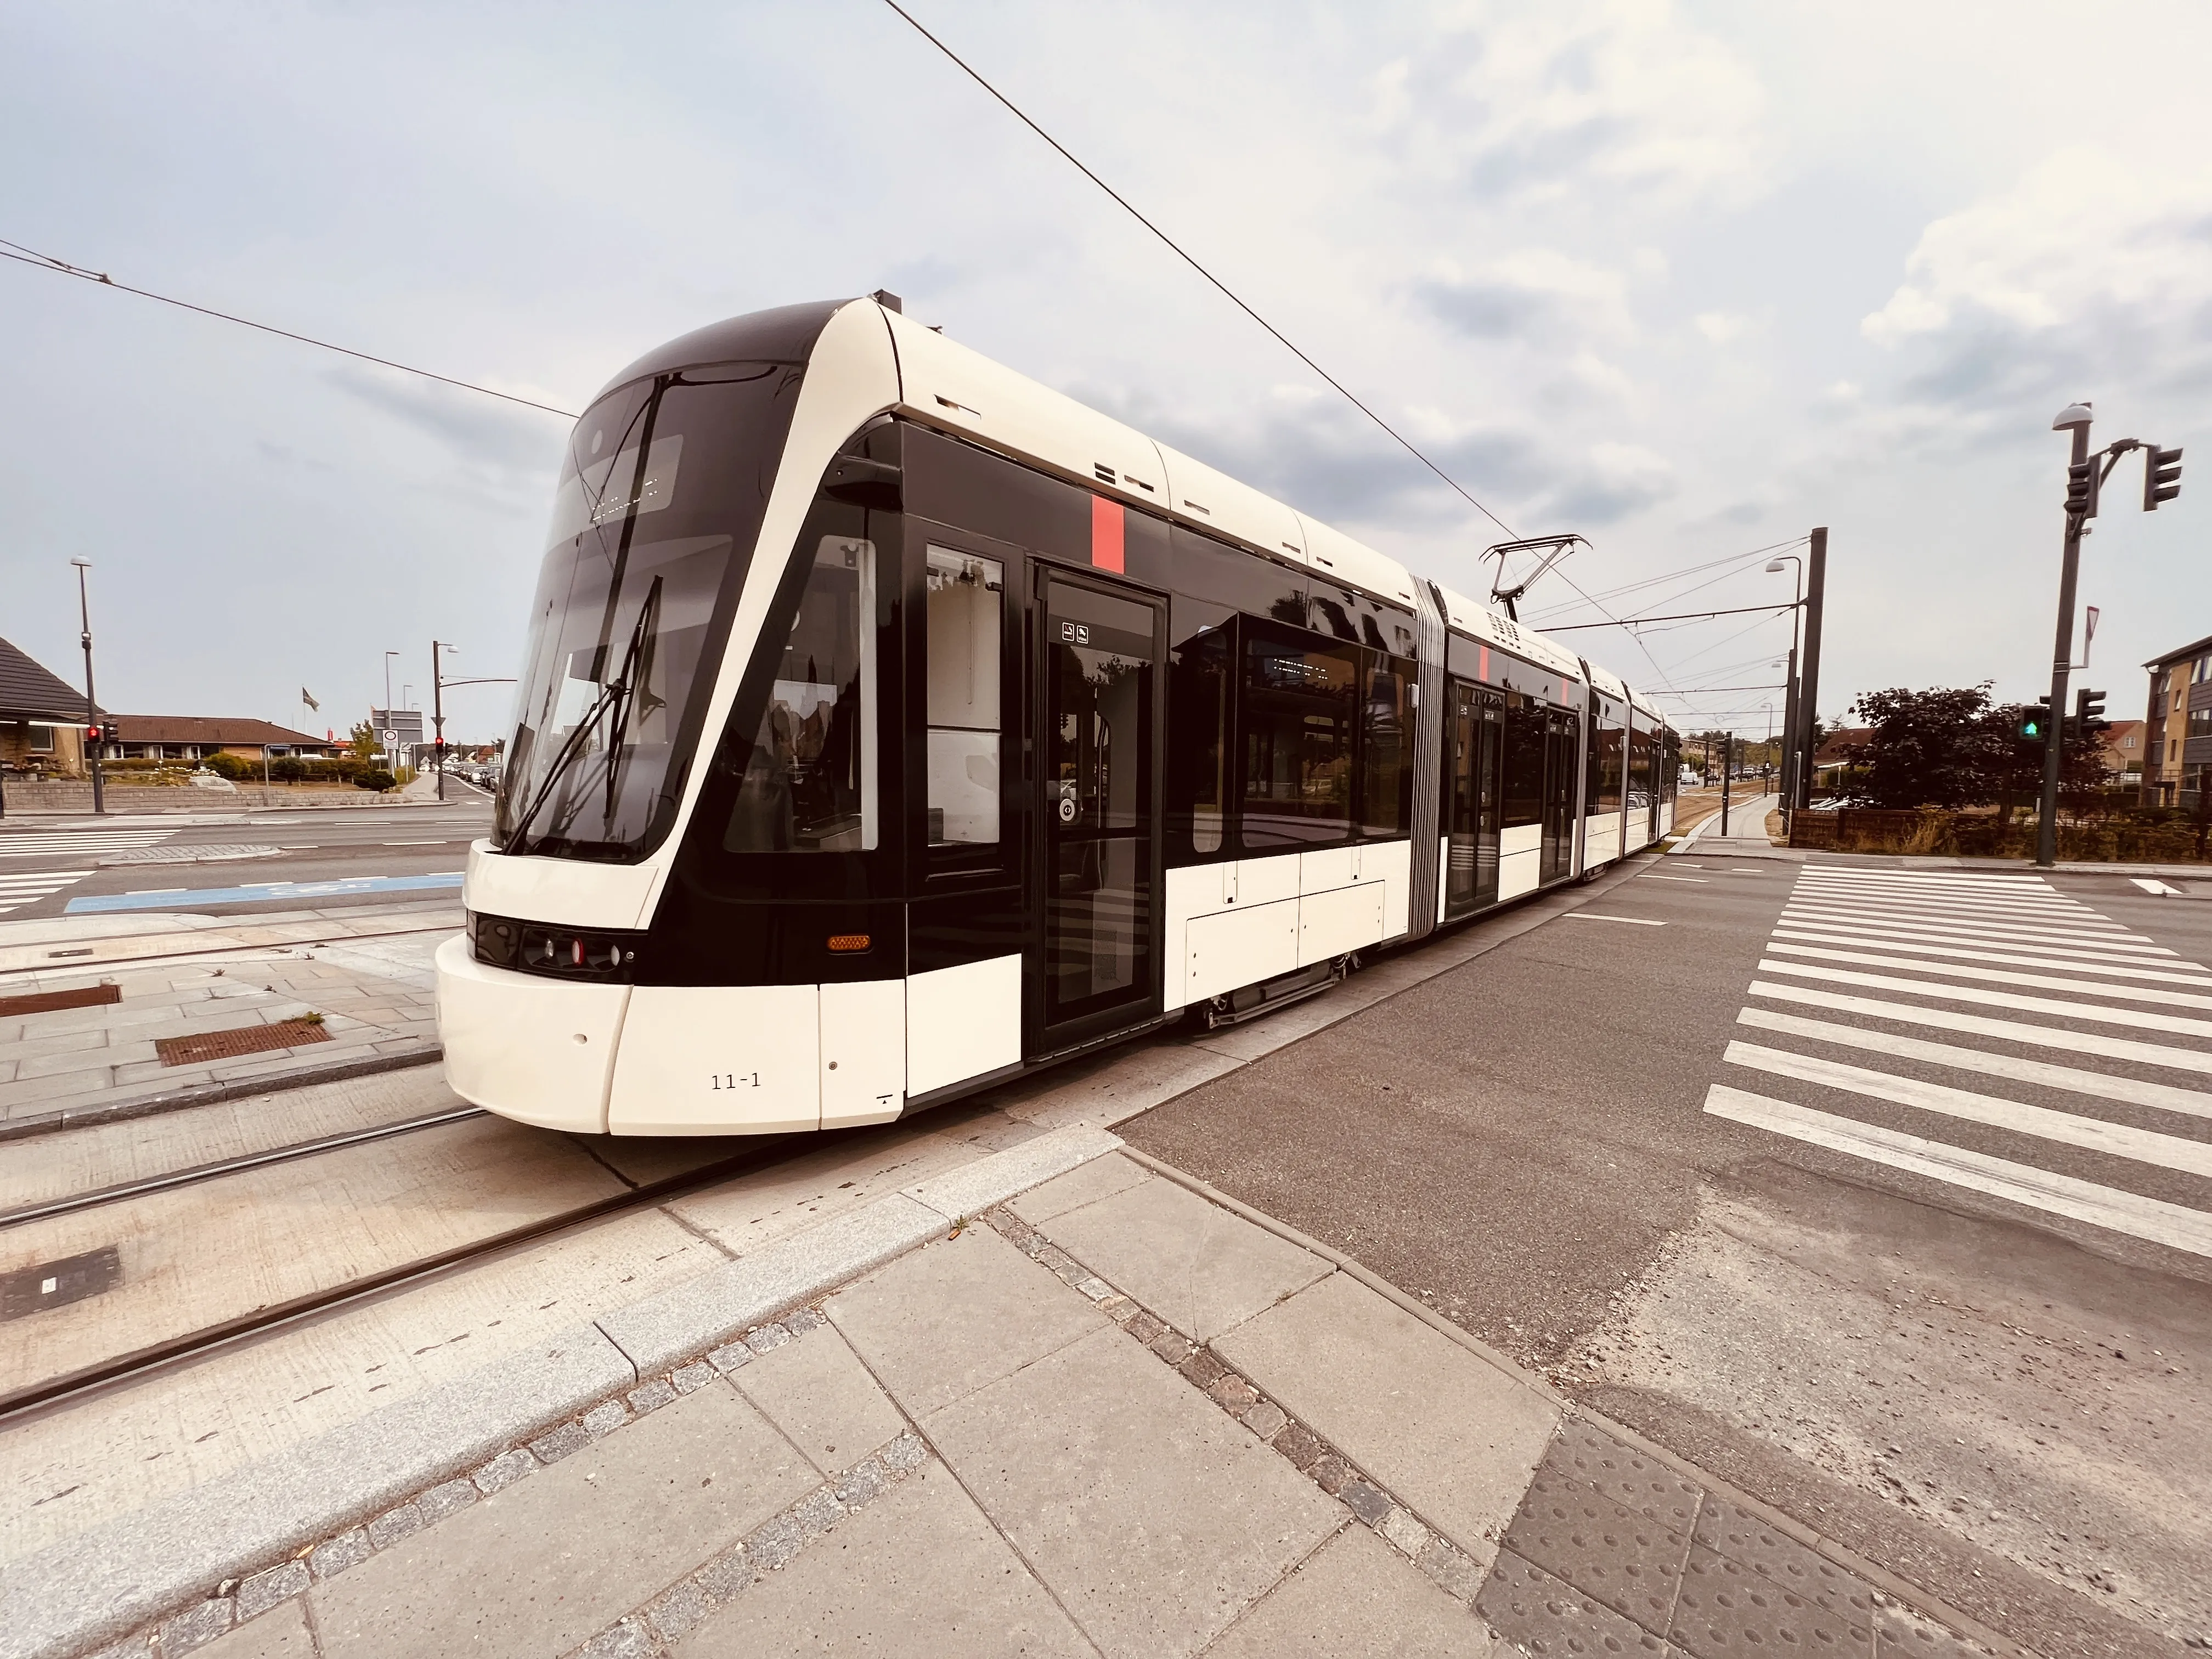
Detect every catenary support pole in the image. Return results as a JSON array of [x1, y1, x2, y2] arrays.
[[2037, 424, 2092, 867], [1779, 644, 1800, 808], [432, 641, 449, 803], [1792, 528, 1827, 810], [72, 559, 104, 816]]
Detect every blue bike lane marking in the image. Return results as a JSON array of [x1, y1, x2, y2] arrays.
[[65, 872, 464, 914]]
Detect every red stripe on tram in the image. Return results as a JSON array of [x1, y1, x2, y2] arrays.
[[1091, 496, 1125, 573]]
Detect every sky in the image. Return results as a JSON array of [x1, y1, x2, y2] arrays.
[[4, 0, 2210, 744]]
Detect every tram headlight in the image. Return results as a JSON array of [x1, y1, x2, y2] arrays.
[[468, 911, 640, 983]]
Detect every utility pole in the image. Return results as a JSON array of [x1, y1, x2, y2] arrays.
[[1720, 735, 1734, 837], [1791, 529, 1827, 811], [2039, 409, 2095, 866], [1779, 644, 1799, 804], [70, 558, 104, 816], [432, 641, 454, 802]]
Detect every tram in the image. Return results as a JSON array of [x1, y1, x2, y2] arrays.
[[436, 296, 1679, 1135]]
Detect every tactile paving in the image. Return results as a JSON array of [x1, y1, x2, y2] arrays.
[[1502, 1470, 1694, 1634], [1872, 1600, 1983, 1659], [1670, 1543, 1874, 1659], [1477, 1546, 1673, 1658], [1550, 1419, 1708, 1532], [1692, 1498, 1877, 1622]]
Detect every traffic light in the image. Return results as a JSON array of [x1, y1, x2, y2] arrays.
[[99, 722, 119, 743], [2074, 686, 2108, 737], [2066, 456, 2100, 518], [2144, 445, 2183, 511], [2020, 697, 2051, 741]]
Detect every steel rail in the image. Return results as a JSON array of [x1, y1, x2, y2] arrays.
[[0, 1132, 811, 1427], [0, 1105, 488, 1229]]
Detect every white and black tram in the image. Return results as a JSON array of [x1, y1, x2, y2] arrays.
[[436, 296, 1679, 1135]]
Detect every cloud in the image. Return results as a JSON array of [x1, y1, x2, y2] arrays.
[[1415, 248, 1636, 343], [1370, 1, 1769, 210], [1543, 441, 1677, 524], [1862, 148, 2212, 408], [325, 365, 563, 480]]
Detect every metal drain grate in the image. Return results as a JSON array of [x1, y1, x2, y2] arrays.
[[155, 1018, 331, 1067], [0, 983, 120, 1020]]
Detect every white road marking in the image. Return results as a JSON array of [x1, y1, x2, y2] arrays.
[[1763, 942, 2212, 1009], [1770, 919, 2194, 969], [1703, 1084, 2212, 1259], [1768, 928, 2212, 984], [1790, 888, 2104, 921], [1745, 981, 2212, 1074], [123, 887, 189, 895], [1566, 914, 1668, 926], [1641, 874, 1708, 883], [0, 830, 178, 859], [1793, 872, 2083, 899], [1757, 960, 2212, 1039], [2132, 878, 2183, 896], [0, 871, 91, 913], [1796, 869, 2051, 886], [1736, 1006, 2212, 1120], [1778, 904, 2164, 951], [1723, 1041, 2212, 1177]]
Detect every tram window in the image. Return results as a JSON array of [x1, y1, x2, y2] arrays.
[[723, 537, 878, 853], [1169, 600, 1233, 857], [1359, 652, 1414, 836], [1501, 695, 1544, 828], [1596, 724, 1625, 813], [924, 547, 1002, 848], [1170, 526, 1307, 629], [1239, 627, 1358, 849], [1310, 587, 1361, 642]]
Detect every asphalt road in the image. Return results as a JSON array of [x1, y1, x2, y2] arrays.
[[1123, 854, 2212, 1659], [0, 788, 494, 920]]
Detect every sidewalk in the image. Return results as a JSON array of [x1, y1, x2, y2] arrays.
[[0, 902, 455, 1135], [5, 1139, 1996, 1659]]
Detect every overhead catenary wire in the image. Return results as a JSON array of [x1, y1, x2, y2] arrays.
[[0, 240, 579, 420], [878, 0, 1516, 539]]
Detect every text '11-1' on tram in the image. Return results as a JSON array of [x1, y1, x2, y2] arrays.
[[437, 295, 1678, 1135]]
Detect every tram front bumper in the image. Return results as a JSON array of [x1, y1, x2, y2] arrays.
[[435, 934, 629, 1134]]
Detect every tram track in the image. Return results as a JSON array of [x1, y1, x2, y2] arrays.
[[0, 1104, 488, 1229], [0, 1128, 811, 1429]]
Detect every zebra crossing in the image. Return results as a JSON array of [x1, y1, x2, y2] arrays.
[[0, 870, 93, 915], [1706, 865, 2212, 1259], [0, 827, 178, 859]]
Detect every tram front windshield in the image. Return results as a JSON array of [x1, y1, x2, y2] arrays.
[[496, 362, 804, 861]]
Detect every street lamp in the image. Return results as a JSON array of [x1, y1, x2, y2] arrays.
[[70, 558, 104, 816], [432, 641, 455, 802], [2038, 402, 2098, 867]]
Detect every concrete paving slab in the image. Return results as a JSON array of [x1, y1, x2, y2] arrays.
[[1043, 1172, 1333, 1342], [899, 1122, 1122, 1222], [924, 1322, 1341, 1659], [665, 1120, 985, 1252], [732, 1324, 909, 1476], [672, 1462, 1092, 1658], [1205, 1522, 1500, 1658], [0, 1115, 626, 1398], [827, 1226, 1108, 1419], [1214, 1271, 1560, 1564], [997, 1040, 1244, 1132], [309, 1382, 816, 1659], [198, 1597, 314, 1657], [0, 1063, 466, 1211], [1009, 1147, 1152, 1225]]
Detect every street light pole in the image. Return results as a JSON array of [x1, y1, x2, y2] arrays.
[[1767, 555, 1804, 805], [70, 558, 104, 816], [432, 641, 455, 802], [2038, 405, 2096, 867], [1792, 528, 1827, 812]]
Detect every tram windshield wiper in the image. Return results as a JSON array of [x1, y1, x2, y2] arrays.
[[500, 579, 662, 856]]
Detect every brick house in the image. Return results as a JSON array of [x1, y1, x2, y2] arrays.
[[93, 716, 342, 764], [0, 636, 95, 776]]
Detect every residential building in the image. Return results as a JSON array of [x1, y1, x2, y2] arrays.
[[2140, 635, 2212, 805], [1810, 726, 1872, 788], [0, 636, 95, 776], [92, 716, 342, 763], [2100, 719, 2145, 782]]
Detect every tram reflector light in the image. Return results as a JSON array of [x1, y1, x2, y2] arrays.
[[827, 934, 871, 952], [467, 911, 639, 982]]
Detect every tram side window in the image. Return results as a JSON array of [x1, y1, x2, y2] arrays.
[[1168, 601, 1233, 857], [1240, 628, 1358, 849], [1596, 724, 1625, 813], [1501, 696, 1544, 828], [723, 537, 877, 853], [1360, 652, 1414, 836], [925, 546, 1002, 848]]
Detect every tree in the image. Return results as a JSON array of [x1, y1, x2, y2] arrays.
[[347, 720, 380, 765], [1839, 684, 2108, 811]]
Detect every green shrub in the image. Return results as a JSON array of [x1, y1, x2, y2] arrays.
[[202, 752, 255, 780], [269, 756, 308, 783], [356, 768, 396, 792]]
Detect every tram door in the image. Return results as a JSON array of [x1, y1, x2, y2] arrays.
[[1539, 710, 1577, 883], [1443, 681, 1501, 918], [1034, 568, 1166, 1052]]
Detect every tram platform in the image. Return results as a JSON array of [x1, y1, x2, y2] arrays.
[[0, 900, 453, 1138]]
